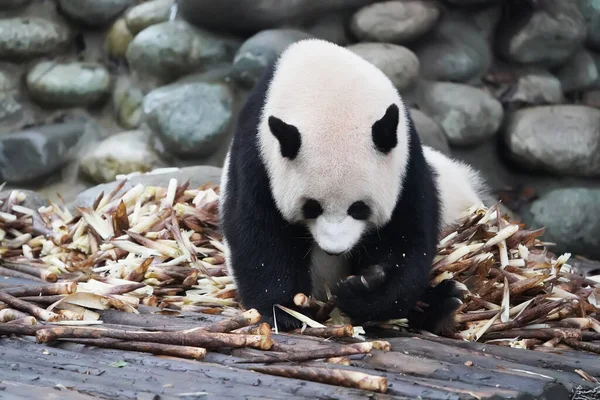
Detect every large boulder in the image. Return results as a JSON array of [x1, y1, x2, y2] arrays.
[[349, 1, 440, 44], [178, 0, 376, 35], [522, 188, 600, 260], [417, 81, 504, 147], [503, 106, 600, 177], [347, 43, 419, 92]]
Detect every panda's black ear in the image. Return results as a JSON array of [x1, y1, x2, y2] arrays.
[[372, 104, 399, 154], [268, 116, 301, 160]]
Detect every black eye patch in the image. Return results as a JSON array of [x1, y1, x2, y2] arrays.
[[302, 199, 323, 219], [348, 201, 371, 220]]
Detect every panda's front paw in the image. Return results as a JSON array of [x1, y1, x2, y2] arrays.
[[339, 264, 388, 293], [408, 279, 467, 334], [331, 264, 392, 322]]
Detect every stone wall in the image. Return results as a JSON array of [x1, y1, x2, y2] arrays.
[[0, 0, 599, 260]]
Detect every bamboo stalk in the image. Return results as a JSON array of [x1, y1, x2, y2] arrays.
[[63, 338, 207, 360], [35, 326, 273, 350], [0, 292, 61, 321], [203, 309, 261, 333], [239, 342, 374, 364], [1, 261, 58, 282], [0, 282, 77, 297], [291, 325, 354, 338], [250, 365, 387, 393]]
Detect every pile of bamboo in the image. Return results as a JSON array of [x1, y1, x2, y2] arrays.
[[0, 179, 599, 393]]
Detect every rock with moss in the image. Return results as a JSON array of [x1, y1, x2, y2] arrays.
[[26, 61, 111, 108], [0, 17, 70, 60], [80, 130, 160, 183]]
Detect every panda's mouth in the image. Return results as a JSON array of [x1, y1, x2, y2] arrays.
[[308, 216, 366, 256]]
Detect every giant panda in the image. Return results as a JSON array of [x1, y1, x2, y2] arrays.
[[219, 38, 489, 332]]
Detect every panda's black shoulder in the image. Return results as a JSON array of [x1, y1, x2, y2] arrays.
[[392, 108, 441, 238], [220, 61, 280, 230]]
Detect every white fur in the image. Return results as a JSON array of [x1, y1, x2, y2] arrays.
[[423, 146, 489, 228], [258, 38, 411, 255], [219, 151, 236, 284]]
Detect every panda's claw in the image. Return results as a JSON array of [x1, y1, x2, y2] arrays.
[[407, 280, 467, 334]]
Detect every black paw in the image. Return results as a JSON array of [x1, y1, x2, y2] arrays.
[[408, 279, 466, 334], [332, 264, 398, 323]]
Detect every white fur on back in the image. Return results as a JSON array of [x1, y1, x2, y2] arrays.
[[257, 39, 410, 228], [423, 146, 489, 228]]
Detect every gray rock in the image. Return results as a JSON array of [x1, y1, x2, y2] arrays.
[[580, 0, 600, 51], [0, 68, 22, 124], [71, 165, 223, 209], [347, 43, 419, 92], [26, 61, 111, 108], [304, 13, 349, 45], [143, 81, 233, 158], [417, 81, 504, 147], [554, 49, 599, 93], [0, 189, 48, 213], [414, 9, 492, 83], [125, 0, 173, 34], [230, 29, 313, 88], [503, 106, 600, 177], [522, 188, 600, 260], [104, 18, 133, 59], [126, 21, 238, 83], [510, 68, 563, 106], [0, 0, 32, 9], [497, 2, 586, 67], [57, 0, 136, 27], [583, 89, 600, 109], [112, 75, 144, 129], [178, 0, 375, 35], [491, 66, 563, 106], [593, 52, 600, 89], [409, 108, 450, 154], [350, 1, 440, 44], [0, 120, 91, 184], [80, 130, 160, 183], [0, 17, 70, 60], [444, 0, 507, 4]]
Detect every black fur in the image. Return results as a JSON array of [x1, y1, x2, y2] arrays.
[[372, 103, 399, 154], [221, 62, 462, 333], [268, 116, 301, 159]]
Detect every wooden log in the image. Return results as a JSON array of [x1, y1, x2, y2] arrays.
[[0, 337, 394, 399], [388, 333, 600, 380]]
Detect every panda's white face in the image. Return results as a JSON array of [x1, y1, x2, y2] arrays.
[[257, 39, 410, 255]]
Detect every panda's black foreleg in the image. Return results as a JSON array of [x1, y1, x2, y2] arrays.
[[407, 279, 466, 334], [224, 212, 315, 331], [332, 246, 434, 327]]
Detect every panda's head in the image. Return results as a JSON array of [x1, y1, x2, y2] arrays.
[[258, 39, 410, 256]]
